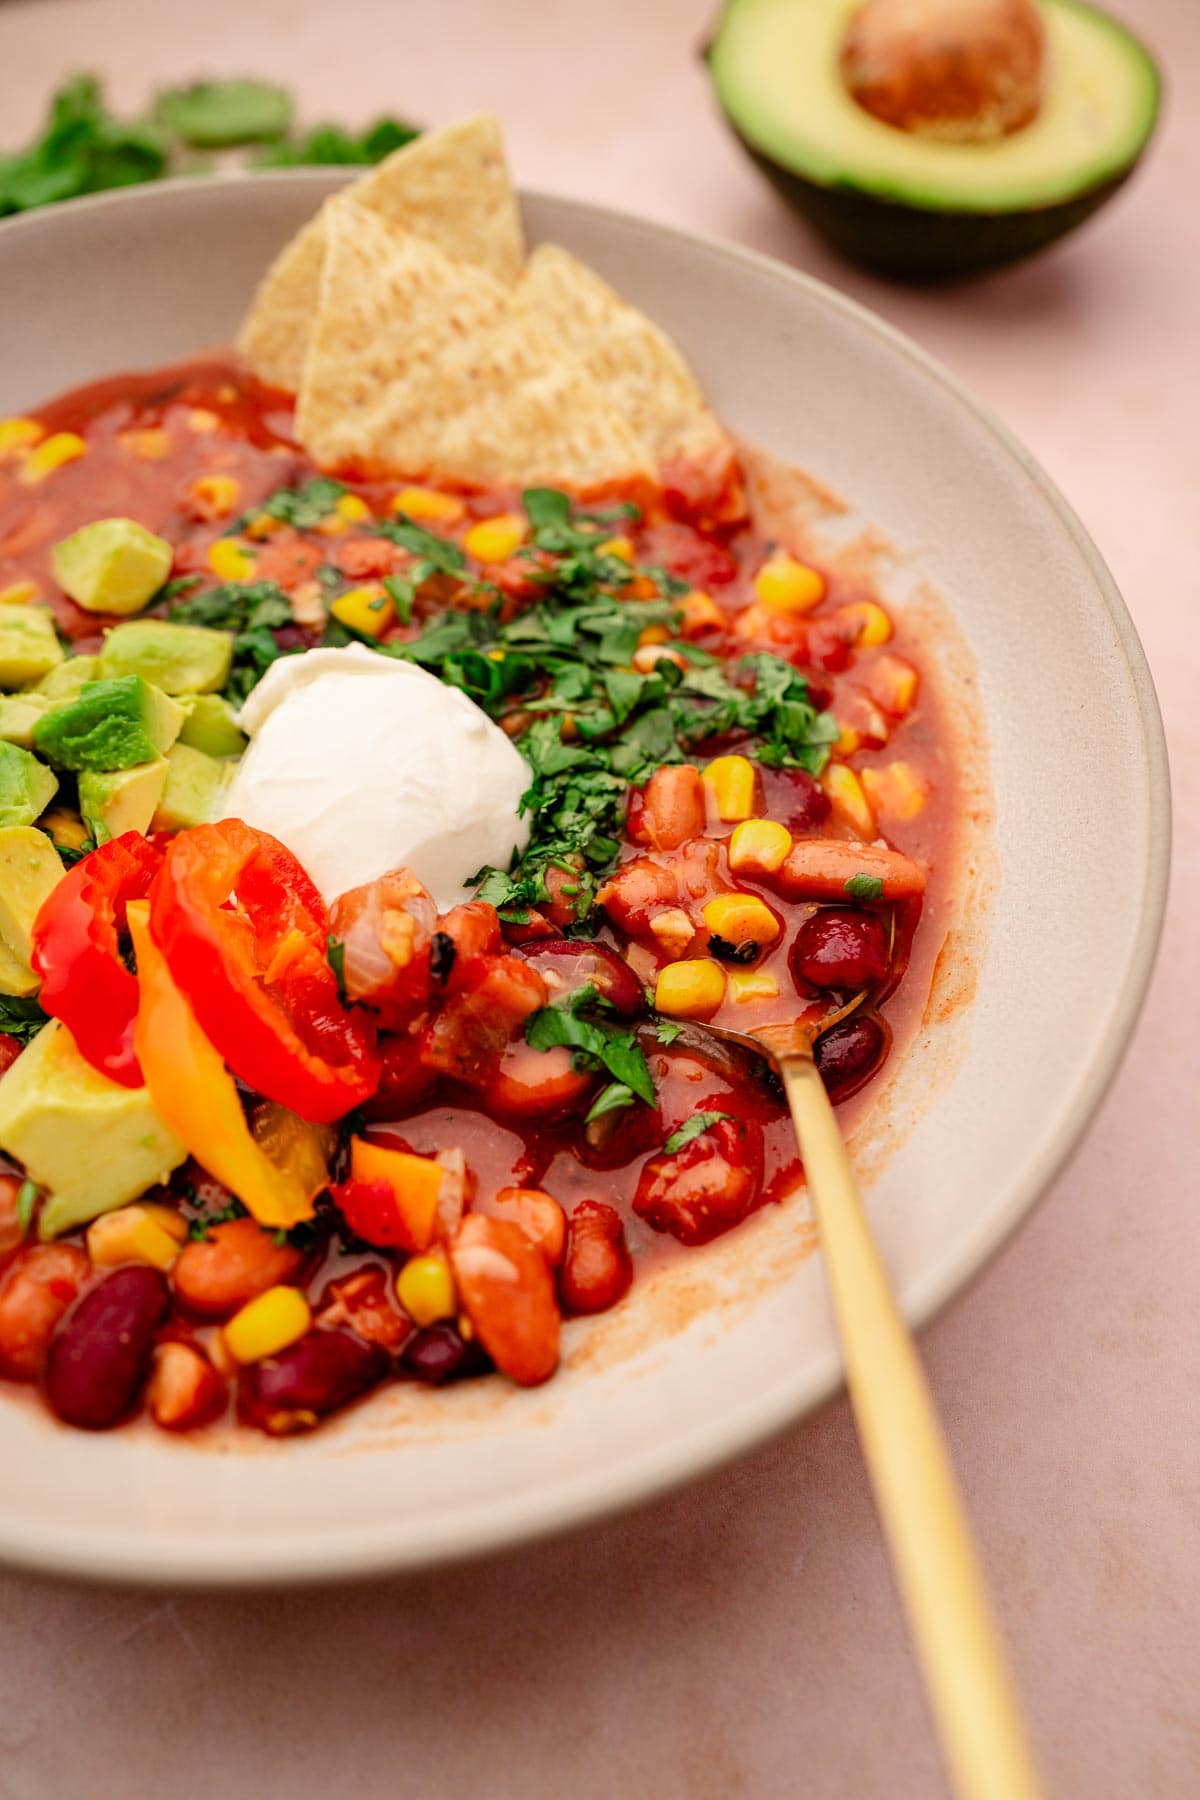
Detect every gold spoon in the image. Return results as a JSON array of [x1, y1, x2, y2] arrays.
[[686, 1007, 1043, 1800]]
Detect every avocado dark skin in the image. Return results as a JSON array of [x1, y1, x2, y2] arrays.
[[736, 132, 1137, 281]]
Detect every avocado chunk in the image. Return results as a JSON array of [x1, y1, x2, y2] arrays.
[[36, 653, 100, 699], [0, 605, 64, 689], [0, 936, 39, 998], [51, 517, 174, 616], [151, 743, 229, 834], [178, 693, 247, 759], [0, 1019, 186, 1239], [0, 692, 51, 751], [79, 759, 169, 843], [707, 0, 1162, 277], [0, 742, 58, 829], [0, 826, 64, 972], [33, 675, 184, 772], [99, 619, 233, 695]]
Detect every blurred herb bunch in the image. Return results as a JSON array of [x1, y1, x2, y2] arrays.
[[0, 74, 419, 217]]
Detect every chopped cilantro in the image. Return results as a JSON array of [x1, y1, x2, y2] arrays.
[[154, 80, 292, 149], [524, 983, 655, 1106], [374, 515, 466, 574], [246, 478, 347, 531], [844, 873, 885, 902], [169, 578, 292, 634], [654, 1018, 683, 1045], [584, 1081, 637, 1126], [186, 1198, 245, 1242], [663, 1112, 734, 1155], [0, 996, 49, 1045]]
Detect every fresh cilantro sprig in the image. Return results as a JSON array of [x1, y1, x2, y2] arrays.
[[242, 477, 347, 531], [524, 983, 655, 1118], [844, 873, 884, 902], [663, 1111, 733, 1155], [0, 996, 49, 1045]]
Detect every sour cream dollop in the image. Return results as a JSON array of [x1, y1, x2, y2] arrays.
[[224, 645, 530, 907]]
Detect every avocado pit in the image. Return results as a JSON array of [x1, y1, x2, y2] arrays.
[[840, 0, 1046, 143]]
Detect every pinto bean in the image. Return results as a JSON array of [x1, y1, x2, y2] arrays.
[[147, 1341, 226, 1432], [0, 1242, 90, 1379], [172, 1217, 303, 1319], [559, 1200, 633, 1316], [486, 1187, 567, 1266], [238, 1329, 388, 1435], [449, 1215, 560, 1386], [45, 1266, 168, 1429]]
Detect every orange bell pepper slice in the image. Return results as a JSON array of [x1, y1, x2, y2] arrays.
[[127, 901, 313, 1229]]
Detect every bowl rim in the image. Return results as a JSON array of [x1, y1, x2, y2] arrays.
[[0, 172, 1171, 1587]]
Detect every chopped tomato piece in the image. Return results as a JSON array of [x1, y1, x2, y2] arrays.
[[328, 868, 440, 1029], [420, 955, 548, 1086]]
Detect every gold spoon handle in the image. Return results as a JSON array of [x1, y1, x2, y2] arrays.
[[778, 1052, 1043, 1800]]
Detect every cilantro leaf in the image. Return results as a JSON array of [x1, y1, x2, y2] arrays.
[[654, 1018, 683, 1045], [0, 996, 49, 1045], [522, 488, 572, 530], [169, 579, 292, 634], [15, 1180, 37, 1237], [374, 515, 466, 574], [663, 1112, 733, 1155], [844, 873, 885, 902], [154, 80, 293, 148], [246, 478, 347, 531], [584, 1081, 637, 1126], [525, 983, 655, 1105]]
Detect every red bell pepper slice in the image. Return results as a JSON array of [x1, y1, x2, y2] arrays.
[[148, 820, 379, 1123], [30, 831, 164, 1088]]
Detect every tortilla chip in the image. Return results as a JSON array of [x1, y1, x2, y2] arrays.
[[295, 201, 653, 492], [237, 115, 524, 392], [518, 244, 733, 475]]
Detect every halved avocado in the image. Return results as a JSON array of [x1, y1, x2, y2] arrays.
[[707, 0, 1161, 278]]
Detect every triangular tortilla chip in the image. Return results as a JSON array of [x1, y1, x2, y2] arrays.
[[294, 201, 653, 493], [237, 115, 524, 392], [518, 244, 733, 477]]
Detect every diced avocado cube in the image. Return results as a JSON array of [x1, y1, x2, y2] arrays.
[[0, 825, 64, 968], [151, 743, 229, 834], [178, 692, 247, 759], [79, 758, 169, 843], [0, 692, 51, 750], [36, 653, 100, 699], [33, 675, 184, 771], [51, 517, 173, 616], [99, 619, 233, 695], [0, 606, 64, 689], [0, 935, 39, 998], [0, 1018, 186, 1239], [0, 742, 58, 828]]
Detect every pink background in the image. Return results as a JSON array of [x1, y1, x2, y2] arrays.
[[1, 1, 1196, 1793]]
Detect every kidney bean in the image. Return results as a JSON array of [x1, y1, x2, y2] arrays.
[[172, 1217, 303, 1320], [626, 764, 706, 853], [814, 1014, 888, 1098], [513, 938, 645, 1019], [634, 1117, 765, 1247], [401, 1321, 489, 1385], [758, 766, 832, 835], [485, 1186, 567, 1266], [578, 1096, 666, 1171], [238, 1329, 388, 1435], [44, 1266, 168, 1430], [449, 1215, 560, 1386], [790, 908, 890, 992], [559, 1200, 633, 1316], [147, 1341, 226, 1432], [0, 1242, 89, 1380]]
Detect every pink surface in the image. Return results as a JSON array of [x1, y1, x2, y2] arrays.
[[0, 1, 1196, 1793]]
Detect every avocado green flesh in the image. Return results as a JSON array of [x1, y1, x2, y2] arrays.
[[709, 0, 1161, 216], [0, 741, 58, 829], [33, 674, 184, 772]]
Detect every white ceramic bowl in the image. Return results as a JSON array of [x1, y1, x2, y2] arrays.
[[0, 174, 1168, 1586]]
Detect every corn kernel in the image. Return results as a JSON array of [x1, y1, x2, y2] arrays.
[[392, 485, 466, 524], [637, 624, 669, 648], [396, 1253, 458, 1327], [331, 583, 395, 639], [702, 754, 756, 822], [598, 535, 635, 563], [87, 1204, 186, 1272], [648, 907, 697, 958], [208, 537, 257, 580], [728, 819, 792, 876], [244, 511, 286, 541], [116, 427, 171, 462], [655, 958, 726, 1019], [834, 723, 862, 758], [0, 580, 40, 607], [335, 492, 371, 522], [862, 762, 929, 823], [753, 554, 825, 615], [188, 473, 240, 519], [678, 589, 724, 635], [0, 417, 44, 458], [728, 969, 780, 1005], [702, 892, 781, 949], [868, 653, 919, 717], [223, 1286, 312, 1364], [833, 601, 892, 647], [186, 408, 221, 432], [465, 514, 526, 564], [823, 763, 875, 837], [18, 432, 87, 485]]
